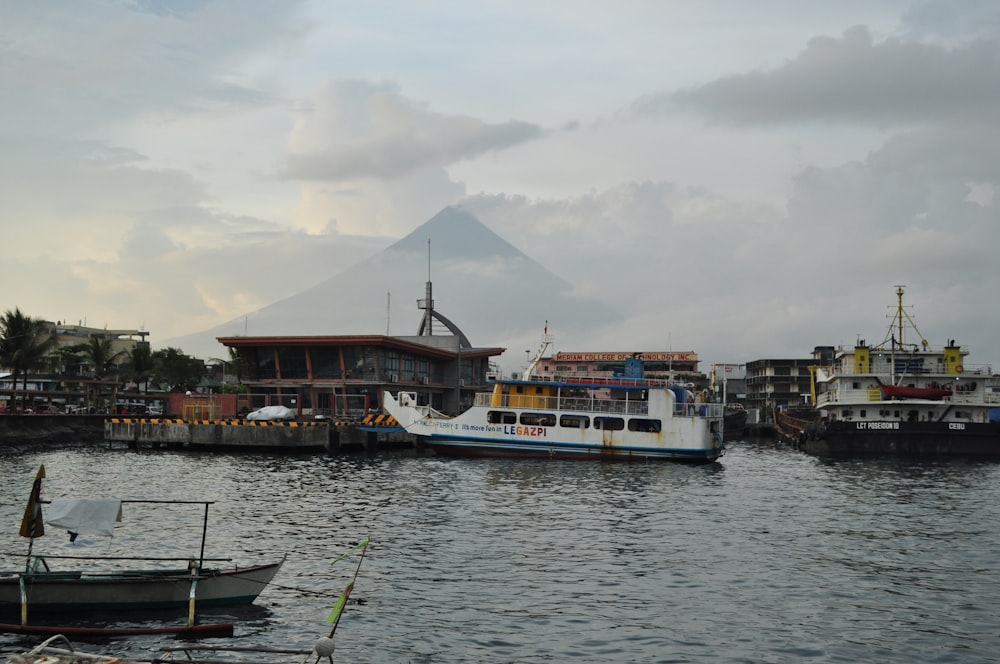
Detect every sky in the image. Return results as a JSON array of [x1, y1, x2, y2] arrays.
[[2, 0, 999, 373]]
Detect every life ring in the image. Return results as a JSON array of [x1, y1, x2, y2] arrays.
[[956, 365, 964, 373]]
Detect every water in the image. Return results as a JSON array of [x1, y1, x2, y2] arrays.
[[2, 440, 1000, 662]]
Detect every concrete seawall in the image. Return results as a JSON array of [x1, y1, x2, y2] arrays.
[[1, 414, 416, 453], [0, 414, 106, 445], [105, 418, 332, 451], [104, 417, 416, 453]]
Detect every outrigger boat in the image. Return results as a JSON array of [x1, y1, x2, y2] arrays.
[[5, 538, 370, 664], [0, 466, 283, 636], [383, 335, 725, 461]]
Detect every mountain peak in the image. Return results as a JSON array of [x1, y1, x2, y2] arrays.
[[162, 206, 615, 359], [389, 206, 521, 260]]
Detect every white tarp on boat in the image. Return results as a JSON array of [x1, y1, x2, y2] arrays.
[[45, 498, 123, 538]]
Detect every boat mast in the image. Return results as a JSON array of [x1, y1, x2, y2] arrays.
[[896, 285, 905, 350]]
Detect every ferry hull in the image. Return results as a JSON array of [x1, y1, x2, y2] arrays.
[[805, 421, 1000, 458], [422, 435, 723, 462]]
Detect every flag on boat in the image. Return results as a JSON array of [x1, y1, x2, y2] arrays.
[[329, 538, 370, 566], [326, 538, 370, 627], [326, 581, 355, 624], [19, 465, 45, 539], [46, 498, 123, 540]]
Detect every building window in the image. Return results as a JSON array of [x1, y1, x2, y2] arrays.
[[277, 347, 308, 379], [311, 347, 341, 379], [341, 347, 365, 379], [386, 352, 399, 376], [256, 349, 277, 380]]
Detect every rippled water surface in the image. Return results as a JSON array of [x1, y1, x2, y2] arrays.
[[2, 441, 1000, 662]]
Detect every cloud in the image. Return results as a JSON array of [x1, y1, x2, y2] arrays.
[[4, 1, 1000, 375], [280, 81, 543, 236], [901, 0, 1000, 40], [282, 80, 545, 181], [0, 2, 306, 133], [637, 26, 1000, 127]]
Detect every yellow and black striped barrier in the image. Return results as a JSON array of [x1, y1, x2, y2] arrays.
[[361, 413, 400, 427]]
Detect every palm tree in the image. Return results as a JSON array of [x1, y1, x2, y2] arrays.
[[0, 308, 55, 412], [125, 344, 155, 393], [48, 345, 86, 376], [77, 336, 125, 411]]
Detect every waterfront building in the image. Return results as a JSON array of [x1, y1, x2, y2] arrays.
[[709, 363, 747, 404], [43, 322, 150, 359], [745, 346, 836, 414], [533, 350, 704, 385], [217, 280, 504, 419]]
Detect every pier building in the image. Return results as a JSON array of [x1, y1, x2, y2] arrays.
[[217, 279, 504, 419]]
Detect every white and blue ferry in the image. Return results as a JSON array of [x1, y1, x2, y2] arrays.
[[383, 337, 725, 462]]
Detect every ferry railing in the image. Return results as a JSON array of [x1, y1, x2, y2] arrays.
[[473, 392, 725, 418], [474, 392, 650, 415], [817, 387, 1000, 406]]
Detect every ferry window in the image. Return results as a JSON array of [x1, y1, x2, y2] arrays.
[[521, 412, 556, 427], [860, 410, 867, 418], [487, 411, 516, 424], [594, 417, 625, 431], [560, 415, 590, 429], [628, 418, 661, 433]]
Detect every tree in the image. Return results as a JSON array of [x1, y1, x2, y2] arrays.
[[75, 336, 125, 412], [152, 347, 205, 392], [125, 344, 155, 393], [48, 345, 86, 377], [76, 336, 125, 380], [0, 308, 56, 412]]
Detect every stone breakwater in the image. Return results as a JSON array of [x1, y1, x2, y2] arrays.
[[0, 415, 105, 445]]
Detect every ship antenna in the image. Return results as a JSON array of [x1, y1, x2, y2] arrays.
[[524, 322, 554, 379], [883, 285, 930, 351]]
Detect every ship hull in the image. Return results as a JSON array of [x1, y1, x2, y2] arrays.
[[805, 421, 1000, 458], [422, 434, 723, 462]]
